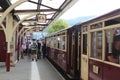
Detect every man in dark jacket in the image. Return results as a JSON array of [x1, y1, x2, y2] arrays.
[[42, 41, 46, 58], [37, 40, 41, 59]]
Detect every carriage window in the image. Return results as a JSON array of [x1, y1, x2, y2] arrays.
[[105, 17, 120, 26], [48, 38, 51, 47], [91, 31, 102, 59], [57, 36, 60, 49], [62, 36, 66, 50], [53, 37, 56, 48], [90, 22, 102, 29], [83, 34, 87, 55], [47, 38, 50, 47], [72, 33, 75, 45], [83, 26, 88, 32], [50, 38, 52, 47], [50, 38, 53, 48], [46, 38, 49, 47], [105, 28, 120, 64]]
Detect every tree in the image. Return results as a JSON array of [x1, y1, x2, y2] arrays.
[[47, 19, 69, 34]]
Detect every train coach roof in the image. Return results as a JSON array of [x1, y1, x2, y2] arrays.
[[48, 24, 79, 35], [76, 8, 120, 25], [46, 27, 70, 36]]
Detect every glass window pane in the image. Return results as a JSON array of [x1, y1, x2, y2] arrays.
[[96, 31, 102, 59], [53, 37, 56, 48], [91, 32, 95, 57], [105, 28, 120, 64], [90, 22, 102, 29], [62, 36, 65, 50], [91, 31, 102, 59], [15, 2, 37, 10], [42, 0, 65, 9], [83, 34, 87, 55], [105, 17, 120, 26], [57, 36, 60, 49], [83, 26, 88, 32]]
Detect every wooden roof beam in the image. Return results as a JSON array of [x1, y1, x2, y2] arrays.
[[14, 9, 60, 15], [23, 18, 53, 21], [22, 24, 48, 26], [29, 0, 58, 10]]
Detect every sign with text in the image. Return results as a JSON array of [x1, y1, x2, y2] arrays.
[[36, 14, 46, 23]]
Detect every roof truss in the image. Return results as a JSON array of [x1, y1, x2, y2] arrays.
[[0, 0, 78, 32]]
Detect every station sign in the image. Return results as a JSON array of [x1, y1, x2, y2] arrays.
[[36, 14, 46, 23]]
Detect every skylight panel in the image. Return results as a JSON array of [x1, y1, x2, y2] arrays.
[[42, 0, 65, 9], [10, 0, 19, 4], [18, 14, 30, 20], [40, 6, 49, 9], [15, 2, 37, 10], [30, 0, 38, 3]]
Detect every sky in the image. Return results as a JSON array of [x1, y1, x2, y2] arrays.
[[60, 0, 120, 19]]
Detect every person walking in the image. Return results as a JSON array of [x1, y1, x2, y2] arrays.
[[37, 40, 41, 59], [42, 41, 46, 59], [30, 39, 38, 61], [21, 42, 26, 59]]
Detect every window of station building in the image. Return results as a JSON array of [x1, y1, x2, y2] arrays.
[[90, 22, 102, 29], [105, 28, 120, 64], [83, 34, 87, 55], [90, 31, 102, 59]]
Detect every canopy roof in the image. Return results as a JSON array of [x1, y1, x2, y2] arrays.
[[0, 0, 78, 32]]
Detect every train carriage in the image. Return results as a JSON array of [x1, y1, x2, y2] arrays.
[[46, 29, 69, 78], [79, 9, 120, 80], [67, 25, 80, 79], [46, 9, 120, 80], [46, 26, 80, 80]]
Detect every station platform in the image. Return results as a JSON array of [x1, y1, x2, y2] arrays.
[[0, 57, 65, 80]]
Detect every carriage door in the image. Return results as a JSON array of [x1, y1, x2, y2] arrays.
[[81, 26, 88, 80], [70, 32, 75, 75], [77, 32, 81, 72]]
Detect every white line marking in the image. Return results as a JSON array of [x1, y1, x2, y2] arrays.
[[31, 61, 41, 80]]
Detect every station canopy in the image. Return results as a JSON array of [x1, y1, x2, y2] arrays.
[[0, 0, 78, 32]]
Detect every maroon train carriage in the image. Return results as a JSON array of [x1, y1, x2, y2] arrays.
[[46, 8, 120, 80], [79, 9, 120, 80], [46, 29, 69, 79], [45, 26, 80, 80]]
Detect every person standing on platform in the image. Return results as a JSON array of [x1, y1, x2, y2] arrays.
[[27, 41, 31, 58], [37, 40, 41, 59], [42, 41, 46, 59], [30, 39, 38, 61], [21, 42, 26, 59]]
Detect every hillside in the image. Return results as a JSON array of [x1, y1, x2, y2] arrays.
[[65, 16, 95, 26]]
